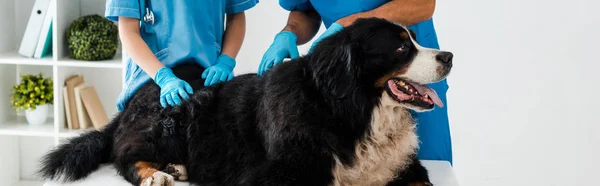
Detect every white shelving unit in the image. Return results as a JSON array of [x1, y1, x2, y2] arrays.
[[0, 0, 123, 185]]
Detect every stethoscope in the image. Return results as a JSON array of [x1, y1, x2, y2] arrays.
[[142, 0, 154, 25]]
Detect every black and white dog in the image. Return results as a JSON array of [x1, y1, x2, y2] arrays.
[[39, 18, 453, 186]]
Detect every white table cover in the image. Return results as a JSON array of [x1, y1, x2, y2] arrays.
[[44, 160, 459, 186]]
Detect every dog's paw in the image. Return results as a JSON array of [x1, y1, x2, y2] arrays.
[[140, 171, 174, 186], [164, 163, 187, 181], [408, 182, 434, 186]]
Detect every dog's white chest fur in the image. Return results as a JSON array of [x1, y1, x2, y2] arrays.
[[331, 95, 419, 186]]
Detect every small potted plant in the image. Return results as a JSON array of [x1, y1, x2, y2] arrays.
[[11, 73, 53, 125]]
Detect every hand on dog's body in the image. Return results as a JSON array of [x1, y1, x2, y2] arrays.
[[39, 18, 452, 186]]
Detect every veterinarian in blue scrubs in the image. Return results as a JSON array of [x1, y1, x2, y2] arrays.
[[259, 0, 453, 164], [105, 0, 258, 111]]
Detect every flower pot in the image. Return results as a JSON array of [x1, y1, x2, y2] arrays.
[[25, 104, 49, 125]]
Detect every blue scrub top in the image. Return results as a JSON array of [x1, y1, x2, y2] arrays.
[[280, 0, 453, 164], [105, 0, 258, 111]]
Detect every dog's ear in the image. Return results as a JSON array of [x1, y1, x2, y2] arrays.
[[309, 40, 360, 99]]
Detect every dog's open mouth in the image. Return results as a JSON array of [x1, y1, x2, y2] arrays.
[[385, 77, 443, 109]]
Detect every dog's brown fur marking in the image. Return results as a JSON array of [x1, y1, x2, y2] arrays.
[[400, 31, 409, 40], [135, 161, 159, 184], [375, 69, 407, 88], [331, 94, 419, 186]]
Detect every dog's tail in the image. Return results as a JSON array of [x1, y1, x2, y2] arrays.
[[38, 116, 120, 182]]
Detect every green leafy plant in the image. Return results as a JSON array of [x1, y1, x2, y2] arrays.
[[11, 73, 54, 111], [67, 14, 119, 61]]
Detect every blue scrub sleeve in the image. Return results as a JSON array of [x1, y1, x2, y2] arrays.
[[105, 0, 141, 22], [279, 0, 315, 11], [408, 18, 453, 164], [226, 0, 259, 14]]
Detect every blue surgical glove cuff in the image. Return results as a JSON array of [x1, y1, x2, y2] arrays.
[[154, 67, 177, 87], [309, 22, 344, 53], [328, 22, 344, 32], [216, 54, 236, 71], [277, 31, 298, 44]]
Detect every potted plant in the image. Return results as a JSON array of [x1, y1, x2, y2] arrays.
[[67, 14, 119, 61], [11, 73, 53, 125]]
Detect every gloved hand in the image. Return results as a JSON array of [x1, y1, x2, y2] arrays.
[[154, 67, 193, 108], [308, 23, 344, 53], [202, 54, 236, 86], [258, 31, 299, 76]]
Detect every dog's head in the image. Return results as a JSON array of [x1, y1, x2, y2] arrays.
[[308, 18, 453, 112]]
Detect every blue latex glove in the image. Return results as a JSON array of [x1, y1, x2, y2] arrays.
[[258, 31, 299, 75], [154, 67, 193, 108], [308, 23, 344, 53], [202, 54, 236, 86]]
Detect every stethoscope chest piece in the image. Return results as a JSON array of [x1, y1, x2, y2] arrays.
[[143, 7, 154, 25]]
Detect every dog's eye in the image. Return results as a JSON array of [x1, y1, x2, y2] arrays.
[[396, 45, 407, 52]]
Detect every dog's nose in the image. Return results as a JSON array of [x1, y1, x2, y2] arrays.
[[436, 52, 453, 67]]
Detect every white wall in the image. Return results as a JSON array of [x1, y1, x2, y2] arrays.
[[434, 0, 600, 186], [240, 1, 600, 186]]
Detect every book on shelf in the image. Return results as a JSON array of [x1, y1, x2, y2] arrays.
[[65, 75, 84, 129], [63, 87, 72, 129], [80, 86, 110, 129], [62, 75, 110, 130], [74, 83, 92, 129]]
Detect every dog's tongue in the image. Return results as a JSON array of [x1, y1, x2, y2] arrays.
[[409, 82, 444, 108]]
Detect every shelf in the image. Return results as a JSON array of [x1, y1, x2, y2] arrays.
[[58, 128, 88, 138], [12, 180, 44, 186], [0, 117, 55, 137], [0, 51, 53, 66], [56, 54, 123, 69], [0, 117, 93, 138], [0, 0, 124, 183], [0, 51, 123, 68]]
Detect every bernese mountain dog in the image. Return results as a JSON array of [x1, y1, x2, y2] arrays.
[[39, 17, 453, 186]]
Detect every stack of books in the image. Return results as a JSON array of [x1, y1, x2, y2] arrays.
[[63, 75, 110, 130], [18, 0, 55, 58]]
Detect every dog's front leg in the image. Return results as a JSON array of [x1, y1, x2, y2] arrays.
[[253, 139, 335, 186], [386, 156, 433, 186]]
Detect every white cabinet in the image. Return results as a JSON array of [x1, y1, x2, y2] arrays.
[[0, 0, 123, 185]]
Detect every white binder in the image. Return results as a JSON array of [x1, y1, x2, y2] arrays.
[[33, 0, 55, 58], [18, 0, 51, 58]]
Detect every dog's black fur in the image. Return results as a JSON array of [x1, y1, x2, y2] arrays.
[[39, 18, 451, 186]]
